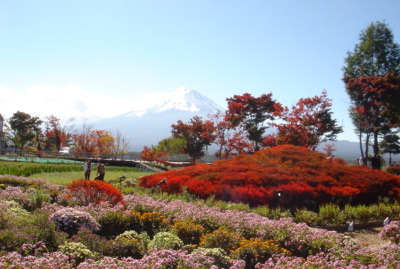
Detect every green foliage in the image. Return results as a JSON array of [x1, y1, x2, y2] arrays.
[[0, 208, 67, 252], [97, 211, 131, 238], [231, 238, 290, 269], [115, 230, 141, 241], [294, 209, 320, 226], [193, 247, 232, 268], [70, 227, 108, 254], [318, 204, 346, 225], [59, 242, 97, 264], [0, 162, 82, 177], [148, 232, 184, 250], [343, 204, 373, 223], [102, 230, 148, 259], [29, 189, 51, 210], [200, 227, 243, 253], [344, 21, 400, 77], [103, 237, 146, 259], [7, 111, 43, 150], [169, 220, 205, 245], [139, 212, 169, 237], [153, 137, 186, 155]]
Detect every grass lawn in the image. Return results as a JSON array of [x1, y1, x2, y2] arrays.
[[29, 170, 154, 185]]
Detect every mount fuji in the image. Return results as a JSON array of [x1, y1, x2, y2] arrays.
[[93, 87, 223, 151]]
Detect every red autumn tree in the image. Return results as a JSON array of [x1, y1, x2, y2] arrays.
[[73, 128, 116, 154], [171, 116, 216, 164], [276, 90, 342, 150], [44, 115, 73, 151], [140, 146, 168, 161], [226, 93, 283, 151], [209, 111, 252, 159], [344, 73, 400, 166]]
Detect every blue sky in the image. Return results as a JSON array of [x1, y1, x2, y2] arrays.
[[1, 0, 399, 142]]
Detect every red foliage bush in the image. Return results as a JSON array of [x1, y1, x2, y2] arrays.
[[139, 145, 400, 208], [67, 179, 125, 206]]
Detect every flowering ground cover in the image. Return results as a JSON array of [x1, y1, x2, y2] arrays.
[[139, 145, 400, 209], [0, 175, 399, 268]]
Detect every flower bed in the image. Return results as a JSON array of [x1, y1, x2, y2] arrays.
[[0, 177, 399, 268]]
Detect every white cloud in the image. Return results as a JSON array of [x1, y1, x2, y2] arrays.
[[0, 84, 135, 121]]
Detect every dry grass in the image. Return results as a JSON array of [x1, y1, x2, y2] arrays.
[[345, 227, 390, 246]]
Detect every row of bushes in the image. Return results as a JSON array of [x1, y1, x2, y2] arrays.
[[0, 161, 83, 177], [0, 160, 143, 178], [139, 145, 400, 209], [2, 174, 399, 228]]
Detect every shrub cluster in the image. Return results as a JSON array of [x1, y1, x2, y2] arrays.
[[67, 179, 125, 206], [139, 145, 400, 209], [50, 207, 100, 236], [0, 162, 82, 177], [1, 174, 400, 268]]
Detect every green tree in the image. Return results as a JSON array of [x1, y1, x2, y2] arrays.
[[153, 137, 185, 155], [380, 133, 400, 165], [343, 22, 400, 169], [7, 111, 43, 151], [171, 116, 215, 164], [344, 21, 400, 77]]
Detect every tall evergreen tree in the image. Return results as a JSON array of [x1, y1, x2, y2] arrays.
[[343, 22, 400, 168]]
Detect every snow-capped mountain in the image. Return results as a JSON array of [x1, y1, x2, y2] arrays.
[[93, 88, 223, 150], [125, 87, 222, 117]]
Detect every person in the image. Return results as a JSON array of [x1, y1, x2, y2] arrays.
[[96, 162, 106, 181], [83, 159, 91, 180]]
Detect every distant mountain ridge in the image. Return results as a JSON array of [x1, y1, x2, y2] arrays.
[[124, 87, 222, 117], [93, 88, 223, 150], [92, 88, 384, 163]]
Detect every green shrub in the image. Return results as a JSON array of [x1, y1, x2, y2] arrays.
[[294, 209, 320, 226], [0, 210, 66, 252], [0, 163, 82, 177], [29, 189, 51, 210], [59, 242, 96, 264], [103, 236, 146, 258], [97, 211, 131, 238], [139, 212, 168, 237], [252, 206, 291, 220], [169, 220, 205, 245], [148, 232, 184, 250], [200, 227, 243, 253], [70, 227, 108, 254], [374, 202, 400, 219], [318, 204, 346, 225], [231, 238, 291, 269], [115, 230, 141, 241], [344, 204, 373, 223], [193, 247, 232, 268]]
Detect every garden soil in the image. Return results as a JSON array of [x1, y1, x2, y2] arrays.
[[345, 227, 390, 246]]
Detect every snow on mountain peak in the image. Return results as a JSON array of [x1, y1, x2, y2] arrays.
[[127, 87, 222, 117]]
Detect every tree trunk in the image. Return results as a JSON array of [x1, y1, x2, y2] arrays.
[[358, 130, 365, 164], [373, 131, 381, 170], [364, 133, 370, 166]]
